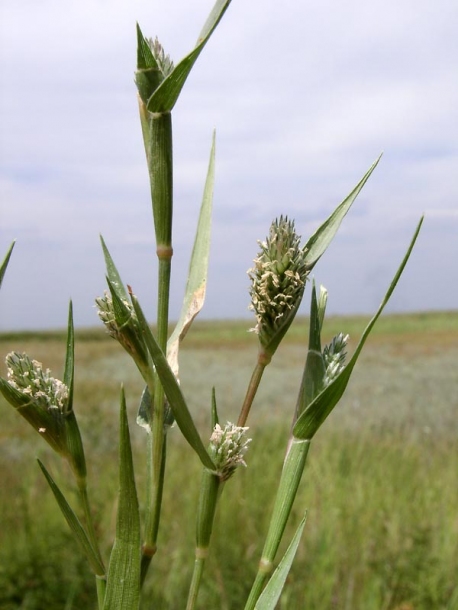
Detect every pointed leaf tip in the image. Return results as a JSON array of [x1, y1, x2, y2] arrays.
[[167, 132, 216, 377], [0, 241, 15, 288], [304, 156, 381, 271]]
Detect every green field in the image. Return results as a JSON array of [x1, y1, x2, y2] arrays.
[[0, 311, 457, 609]]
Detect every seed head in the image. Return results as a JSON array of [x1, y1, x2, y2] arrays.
[[210, 422, 251, 482], [5, 352, 69, 412], [0, 352, 75, 459], [95, 290, 149, 369], [248, 216, 309, 354], [95, 290, 125, 338], [322, 333, 349, 386], [147, 37, 174, 78]]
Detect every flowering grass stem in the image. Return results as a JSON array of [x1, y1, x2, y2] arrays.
[[186, 416, 251, 608], [244, 438, 310, 610], [186, 470, 221, 610], [237, 354, 270, 427]]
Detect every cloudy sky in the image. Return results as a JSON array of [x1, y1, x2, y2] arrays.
[[1, 0, 457, 331]]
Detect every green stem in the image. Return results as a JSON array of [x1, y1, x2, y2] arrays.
[[76, 479, 106, 608], [95, 576, 106, 610], [186, 552, 207, 610], [244, 438, 310, 610], [140, 257, 172, 578], [140, 109, 174, 584], [141, 415, 167, 584], [77, 479, 105, 575], [186, 470, 222, 609], [237, 349, 271, 427]]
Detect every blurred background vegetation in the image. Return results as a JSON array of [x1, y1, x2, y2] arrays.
[[0, 311, 457, 609]]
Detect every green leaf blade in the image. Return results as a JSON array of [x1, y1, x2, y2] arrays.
[[0, 241, 15, 289], [103, 388, 141, 610], [147, 1, 233, 112], [167, 133, 216, 377], [304, 156, 381, 271], [63, 301, 75, 409], [37, 460, 105, 576], [294, 216, 424, 440], [254, 514, 307, 610], [131, 295, 215, 471], [100, 236, 129, 302]]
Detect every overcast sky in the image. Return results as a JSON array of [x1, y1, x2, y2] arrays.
[[1, 0, 457, 331]]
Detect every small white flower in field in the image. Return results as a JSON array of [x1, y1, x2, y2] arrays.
[[322, 333, 349, 386], [210, 422, 251, 481], [5, 352, 69, 412], [248, 216, 309, 356]]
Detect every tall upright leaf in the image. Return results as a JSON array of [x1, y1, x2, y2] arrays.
[[103, 388, 141, 610], [167, 133, 216, 378]]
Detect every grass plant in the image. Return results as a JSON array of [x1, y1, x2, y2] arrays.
[[1, 314, 457, 609], [0, 1, 447, 608]]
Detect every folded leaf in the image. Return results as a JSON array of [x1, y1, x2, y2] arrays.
[[100, 236, 129, 302], [294, 283, 325, 422], [135, 24, 163, 103], [294, 216, 424, 439], [167, 133, 216, 378], [103, 388, 141, 610], [147, 0, 233, 112]]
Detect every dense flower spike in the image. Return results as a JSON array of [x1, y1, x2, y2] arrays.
[[95, 290, 149, 370], [210, 422, 251, 482], [248, 216, 309, 356], [0, 352, 73, 459], [6, 352, 69, 412], [148, 37, 174, 78], [322, 333, 349, 386], [95, 290, 126, 338]]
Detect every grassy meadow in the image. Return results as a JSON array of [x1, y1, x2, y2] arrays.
[[0, 311, 457, 609]]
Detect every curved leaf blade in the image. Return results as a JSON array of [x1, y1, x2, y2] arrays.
[[147, 0, 233, 112], [37, 460, 105, 576], [304, 156, 381, 271], [294, 216, 424, 440], [131, 294, 215, 471]]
